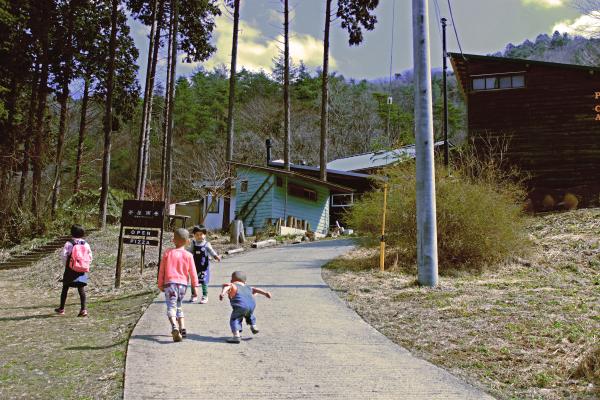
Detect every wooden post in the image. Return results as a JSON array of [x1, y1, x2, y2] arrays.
[[115, 224, 124, 288], [140, 233, 146, 274], [380, 182, 388, 272], [157, 220, 164, 282]]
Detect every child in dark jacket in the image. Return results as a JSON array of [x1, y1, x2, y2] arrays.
[[219, 271, 271, 343], [188, 225, 220, 303]]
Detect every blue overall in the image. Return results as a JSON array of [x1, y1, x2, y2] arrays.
[[191, 240, 210, 284], [229, 283, 256, 332]]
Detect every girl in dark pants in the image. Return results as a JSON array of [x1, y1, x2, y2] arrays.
[[55, 225, 92, 317]]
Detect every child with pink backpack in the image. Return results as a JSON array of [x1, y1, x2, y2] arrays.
[[55, 224, 93, 317]]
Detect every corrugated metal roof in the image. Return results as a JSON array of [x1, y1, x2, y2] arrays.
[[326, 142, 446, 172], [229, 162, 354, 193]]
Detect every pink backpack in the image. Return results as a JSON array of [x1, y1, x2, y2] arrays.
[[68, 240, 92, 273]]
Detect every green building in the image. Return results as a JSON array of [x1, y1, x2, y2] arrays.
[[231, 162, 353, 235]]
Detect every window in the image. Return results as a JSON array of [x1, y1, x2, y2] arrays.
[[288, 183, 317, 202], [485, 77, 497, 89], [206, 197, 220, 213], [472, 78, 485, 90], [331, 193, 355, 207], [472, 74, 525, 91], [240, 180, 248, 193], [512, 75, 525, 87], [499, 76, 512, 89]]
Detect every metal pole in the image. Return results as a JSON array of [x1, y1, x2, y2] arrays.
[[412, 0, 438, 287], [379, 182, 388, 272], [442, 17, 449, 167]]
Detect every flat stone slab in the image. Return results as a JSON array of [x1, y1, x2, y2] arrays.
[[124, 240, 494, 400]]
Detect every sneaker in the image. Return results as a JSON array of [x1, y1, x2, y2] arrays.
[[77, 309, 88, 317], [171, 328, 182, 342], [226, 336, 241, 344], [250, 326, 259, 335], [199, 296, 208, 304], [190, 296, 198, 303], [180, 328, 187, 338], [54, 308, 65, 315]]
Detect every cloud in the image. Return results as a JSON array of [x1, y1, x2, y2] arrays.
[[179, 12, 332, 76], [523, 0, 565, 7], [553, 13, 600, 37]]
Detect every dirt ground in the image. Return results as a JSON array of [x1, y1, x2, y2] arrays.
[[323, 209, 599, 400], [0, 226, 278, 399]]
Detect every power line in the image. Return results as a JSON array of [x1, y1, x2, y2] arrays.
[[446, 0, 464, 56], [432, 0, 444, 44], [388, 0, 396, 94]]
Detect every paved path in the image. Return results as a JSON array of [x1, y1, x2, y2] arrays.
[[124, 240, 494, 399]]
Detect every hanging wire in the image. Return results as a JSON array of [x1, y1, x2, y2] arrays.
[[446, 0, 465, 57], [388, 0, 396, 94], [432, 0, 444, 45]]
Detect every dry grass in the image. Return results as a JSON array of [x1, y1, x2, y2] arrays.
[[323, 208, 600, 400]]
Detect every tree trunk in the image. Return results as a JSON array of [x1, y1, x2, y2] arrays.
[[32, 25, 50, 219], [160, 1, 174, 204], [222, 0, 240, 230], [141, 0, 165, 200], [99, 0, 119, 229], [73, 77, 89, 193], [51, 0, 76, 216], [319, 0, 332, 181], [164, 0, 178, 209], [19, 68, 40, 207], [51, 86, 69, 216], [135, 0, 158, 199], [283, 0, 290, 170], [1, 77, 18, 196]]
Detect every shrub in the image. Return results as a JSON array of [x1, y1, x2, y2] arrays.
[[346, 160, 529, 273]]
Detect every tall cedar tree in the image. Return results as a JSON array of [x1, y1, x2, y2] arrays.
[[162, 0, 220, 205], [129, 0, 166, 200], [30, 1, 54, 220], [99, 0, 120, 228], [320, 0, 378, 181], [51, 0, 79, 216]]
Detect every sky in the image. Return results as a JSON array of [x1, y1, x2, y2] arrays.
[[129, 0, 592, 83]]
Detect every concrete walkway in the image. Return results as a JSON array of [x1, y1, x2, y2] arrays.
[[124, 240, 494, 399]]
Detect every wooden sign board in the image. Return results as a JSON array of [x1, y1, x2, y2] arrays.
[[121, 200, 164, 228], [115, 200, 166, 288]]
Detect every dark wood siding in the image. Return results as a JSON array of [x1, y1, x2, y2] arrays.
[[451, 54, 600, 206]]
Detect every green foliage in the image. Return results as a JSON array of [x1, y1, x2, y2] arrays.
[[61, 188, 132, 222], [346, 159, 529, 273], [336, 0, 379, 46], [500, 31, 600, 66]]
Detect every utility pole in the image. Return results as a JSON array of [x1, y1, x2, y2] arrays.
[[412, 0, 438, 287], [283, 0, 290, 171], [442, 17, 449, 167]]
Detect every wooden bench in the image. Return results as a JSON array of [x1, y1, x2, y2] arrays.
[[168, 214, 191, 229]]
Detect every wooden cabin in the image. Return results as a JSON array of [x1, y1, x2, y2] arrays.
[[231, 162, 353, 234], [450, 52, 600, 206]]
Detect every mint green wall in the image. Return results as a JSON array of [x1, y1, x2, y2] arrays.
[[234, 168, 274, 229], [272, 177, 330, 234], [234, 167, 331, 234]]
